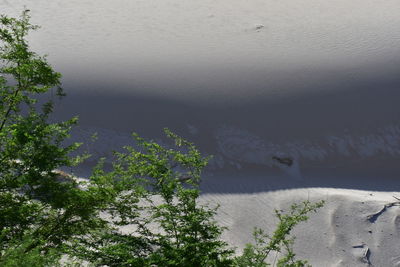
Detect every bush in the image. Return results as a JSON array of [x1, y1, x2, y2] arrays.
[[0, 9, 114, 260]]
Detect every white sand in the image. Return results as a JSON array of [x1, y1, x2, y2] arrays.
[[2, 0, 399, 103], [194, 173, 400, 266], [204, 187, 400, 266], [2, 1, 400, 265]]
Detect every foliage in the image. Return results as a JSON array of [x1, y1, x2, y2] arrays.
[[69, 129, 234, 266], [235, 201, 324, 267], [0, 10, 111, 262], [0, 10, 324, 266], [0, 234, 62, 267], [67, 129, 323, 267]]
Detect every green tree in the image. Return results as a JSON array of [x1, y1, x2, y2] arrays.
[[0, 10, 113, 262], [69, 129, 235, 266]]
